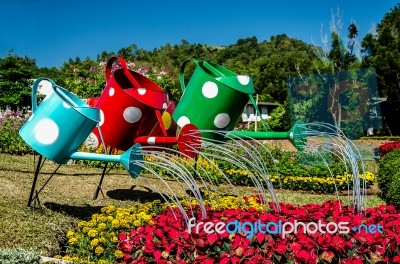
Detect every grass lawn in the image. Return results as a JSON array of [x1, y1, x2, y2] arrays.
[[0, 154, 385, 257]]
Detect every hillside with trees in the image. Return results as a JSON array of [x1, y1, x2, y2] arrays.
[[1, 3, 399, 137]]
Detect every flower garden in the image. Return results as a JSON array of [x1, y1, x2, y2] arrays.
[[2, 110, 400, 263], [42, 134, 400, 263], [60, 196, 400, 264], [1, 82, 400, 264]]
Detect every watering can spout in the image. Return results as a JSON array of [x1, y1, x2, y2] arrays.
[[120, 144, 143, 178], [69, 144, 143, 178], [225, 120, 307, 151], [288, 120, 307, 151]]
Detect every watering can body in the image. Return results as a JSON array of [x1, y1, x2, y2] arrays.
[[173, 60, 254, 141], [19, 78, 100, 164], [91, 57, 168, 151]]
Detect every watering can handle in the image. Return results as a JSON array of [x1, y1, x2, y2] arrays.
[[179, 59, 197, 92], [31, 77, 56, 112], [105, 56, 141, 88], [179, 60, 228, 92], [105, 56, 128, 82], [202, 61, 226, 77]]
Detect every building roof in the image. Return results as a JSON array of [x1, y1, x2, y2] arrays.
[[245, 101, 281, 106]]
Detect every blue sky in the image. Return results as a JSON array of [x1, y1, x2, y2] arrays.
[[0, 0, 397, 68]]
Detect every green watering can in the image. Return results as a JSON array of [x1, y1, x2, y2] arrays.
[[172, 60, 307, 150], [19, 78, 143, 178], [173, 60, 255, 141]]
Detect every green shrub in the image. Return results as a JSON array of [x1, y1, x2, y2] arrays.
[[377, 148, 400, 199], [386, 172, 400, 210], [0, 248, 41, 264], [0, 115, 33, 155]]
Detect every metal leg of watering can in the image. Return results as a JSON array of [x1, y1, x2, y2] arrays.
[[93, 148, 114, 200], [28, 154, 61, 208], [28, 164, 61, 207], [28, 154, 43, 208]]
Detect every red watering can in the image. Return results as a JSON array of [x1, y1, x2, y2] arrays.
[[89, 57, 168, 151]]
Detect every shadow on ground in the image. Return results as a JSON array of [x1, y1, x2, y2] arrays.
[[106, 185, 167, 203], [44, 202, 103, 220]]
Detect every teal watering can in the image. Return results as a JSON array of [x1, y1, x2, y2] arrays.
[[19, 78, 143, 178]]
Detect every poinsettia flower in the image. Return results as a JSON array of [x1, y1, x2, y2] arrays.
[[275, 243, 287, 255], [393, 256, 400, 263], [295, 249, 310, 262], [114, 198, 400, 264], [290, 241, 302, 254]]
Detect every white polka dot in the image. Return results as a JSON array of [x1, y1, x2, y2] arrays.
[[163, 103, 168, 109], [38, 80, 53, 95], [177, 116, 190, 128], [202, 81, 218, 98], [84, 132, 99, 149], [99, 109, 105, 126], [138, 88, 146, 95], [28, 113, 34, 121], [63, 101, 71, 108], [214, 113, 230, 129], [109, 87, 115, 96], [34, 118, 59, 145], [123, 107, 142, 123], [237, 75, 250, 85], [147, 137, 156, 145]]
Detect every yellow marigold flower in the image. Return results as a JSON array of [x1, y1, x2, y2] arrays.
[[95, 246, 104, 255], [111, 219, 120, 228], [112, 236, 118, 243], [99, 237, 106, 244], [77, 221, 86, 228], [103, 205, 116, 214], [82, 226, 89, 233], [115, 250, 124, 258], [97, 216, 107, 223], [133, 220, 141, 226], [88, 229, 98, 238], [62, 256, 71, 261], [87, 220, 96, 227], [97, 223, 107, 231], [68, 237, 78, 245], [70, 257, 79, 262], [120, 219, 129, 228], [91, 238, 99, 247], [66, 230, 75, 238]]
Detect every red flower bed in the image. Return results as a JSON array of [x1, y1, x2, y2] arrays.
[[379, 141, 400, 157], [117, 200, 400, 264]]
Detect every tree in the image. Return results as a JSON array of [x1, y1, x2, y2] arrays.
[[362, 3, 400, 135], [289, 9, 372, 138], [266, 101, 292, 131], [60, 57, 105, 98], [0, 55, 37, 110]]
